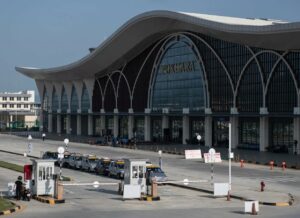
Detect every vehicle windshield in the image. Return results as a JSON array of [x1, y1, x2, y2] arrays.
[[75, 157, 81, 161], [148, 167, 163, 173], [88, 159, 97, 163], [117, 164, 124, 169]]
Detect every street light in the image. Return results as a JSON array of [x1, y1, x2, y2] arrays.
[[196, 134, 201, 149], [158, 150, 162, 169], [27, 134, 32, 155], [64, 138, 69, 151]]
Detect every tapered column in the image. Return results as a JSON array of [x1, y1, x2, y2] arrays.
[[77, 114, 81, 136], [57, 114, 61, 134], [88, 114, 93, 136], [66, 114, 71, 134], [182, 114, 190, 145], [128, 112, 134, 139], [204, 116, 212, 147], [144, 108, 151, 141], [48, 113, 53, 133], [100, 114, 105, 136]]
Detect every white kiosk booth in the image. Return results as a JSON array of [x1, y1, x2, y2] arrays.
[[123, 159, 147, 199], [31, 159, 55, 196]]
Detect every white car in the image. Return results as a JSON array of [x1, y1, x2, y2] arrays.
[[81, 155, 99, 172]]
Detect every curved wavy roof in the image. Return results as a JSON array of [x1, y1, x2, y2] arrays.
[[16, 10, 300, 81]]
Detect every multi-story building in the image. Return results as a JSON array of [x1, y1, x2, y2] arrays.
[[0, 90, 40, 129], [16, 11, 300, 154]]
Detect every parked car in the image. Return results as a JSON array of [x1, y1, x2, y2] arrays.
[[108, 159, 124, 179], [62, 152, 72, 167], [95, 158, 111, 176], [145, 165, 167, 184], [68, 153, 83, 169], [42, 151, 58, 165], [81, 155, 99, 172]]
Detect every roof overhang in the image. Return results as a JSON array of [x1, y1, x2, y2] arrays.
[[15, 10, 300, 81]]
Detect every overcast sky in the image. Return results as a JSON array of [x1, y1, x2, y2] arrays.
[[1, 0, 300, 102]]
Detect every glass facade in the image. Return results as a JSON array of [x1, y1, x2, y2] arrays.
[[70, 86, 78, 113], [152, 118, 162, 142], [190, 118, 205, 145], [213, 117, 229, 147], [52, 88, 59, 112], [119, 116, 128, 138], [81, 84, 90, 113], [270, 118, 293, 153], [239, 118, 259, 150], [151, 36, 206, 111], [170, 117, 182, 143], [134, 117, 145, 141], [61, 87, 68, 113]]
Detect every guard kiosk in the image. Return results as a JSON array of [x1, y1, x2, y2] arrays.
[[123, 159, 147, 199], [31, 159, 55, 196]]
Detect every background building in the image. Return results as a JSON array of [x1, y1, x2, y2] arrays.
[[16, 11, 300, 154], [0, 90, 40, 129]]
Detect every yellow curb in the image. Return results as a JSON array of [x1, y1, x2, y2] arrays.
[[275, 202, 290, 207], [146, 196, 152, 202], [49, 199, 55, 205]]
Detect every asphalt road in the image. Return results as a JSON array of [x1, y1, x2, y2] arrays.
[[0, 134, 300, 218]]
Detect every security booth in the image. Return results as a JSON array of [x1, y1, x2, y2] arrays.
[[123, 159, 147, 199], [31, 159, 55, 196]]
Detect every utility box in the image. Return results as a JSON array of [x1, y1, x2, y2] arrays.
[[123, 159, 147, 198], [31, 159, 55, 196]]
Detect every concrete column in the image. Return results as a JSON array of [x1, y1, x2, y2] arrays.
[[182, 115, 190, 144], [57, 114, 61, 134], [77, 114, 81, 136], [229, 116, 239, 149], [113, 115, 119, 137], [204, 116, 212, 147], [100, 115, 105, 136], [259, 108, 269, 152], [144, 115, 151, 141], [293, 117, 300, 154], [88, 114, 93, 136], [48, 113, 53, 133], [66, 114, 71, 134], [128, 115, 134, 139], [259, 117, 269, 152]]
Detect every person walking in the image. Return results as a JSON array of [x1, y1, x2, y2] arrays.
[[42, 133, 46, 141], [14, 176, 23, 200]]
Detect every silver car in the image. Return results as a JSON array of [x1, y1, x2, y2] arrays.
[[81, 155, 99, 172]]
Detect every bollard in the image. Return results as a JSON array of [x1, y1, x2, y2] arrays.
[[282, 161, 286, 171], [226, 190, 231, 201], [151, 179, 158, 198], [240, 159, 244, 168], [269, 160, 274, 170], [260, 181, 265, 192], [251, 202, 257, 215]]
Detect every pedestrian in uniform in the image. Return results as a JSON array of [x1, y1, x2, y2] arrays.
[[14, 176, 23, 200]]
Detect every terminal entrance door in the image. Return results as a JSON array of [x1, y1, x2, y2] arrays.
[[213, 117, 229, 147]]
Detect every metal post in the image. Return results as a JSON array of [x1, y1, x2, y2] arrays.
[[229, 123, 232, 191], [211, 163, 214, 186], [59, 159, 63, 180], [158, 150, 162, 169]]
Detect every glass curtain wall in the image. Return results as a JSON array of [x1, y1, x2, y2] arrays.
[[190, 118, 205, 145], [213, 117, 229, 147], [239, 118, 259, 150], [152, 118, 162, 143], [270, 118, 293, 153], [119, 116, 128, 139], [134, 117, 144, 141], [170, 117, 182, 143]]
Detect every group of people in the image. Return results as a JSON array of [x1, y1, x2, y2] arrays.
[[14, 176, 30, 201]]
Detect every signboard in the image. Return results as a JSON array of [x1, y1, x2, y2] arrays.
[[214, 183, 229, 196], [204, 152, 222, 163], [185, 149, 202, 159]]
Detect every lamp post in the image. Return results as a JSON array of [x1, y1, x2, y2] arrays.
[[196, 134, 201, 149], [27, 134, 32, 155], [64, 138, 69, 151], [158, 150, 162, 169]]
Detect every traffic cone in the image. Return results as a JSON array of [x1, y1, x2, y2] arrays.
[[251, 202, 257, 215]]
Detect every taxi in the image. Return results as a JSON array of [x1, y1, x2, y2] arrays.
[[146, 165, 168, 184], [95, 158, 111, 176], [108, 159, 124, 179], [81, 154, 99, 172]]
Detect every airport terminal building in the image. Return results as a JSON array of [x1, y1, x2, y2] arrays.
[[16, 11, 300, 153]]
